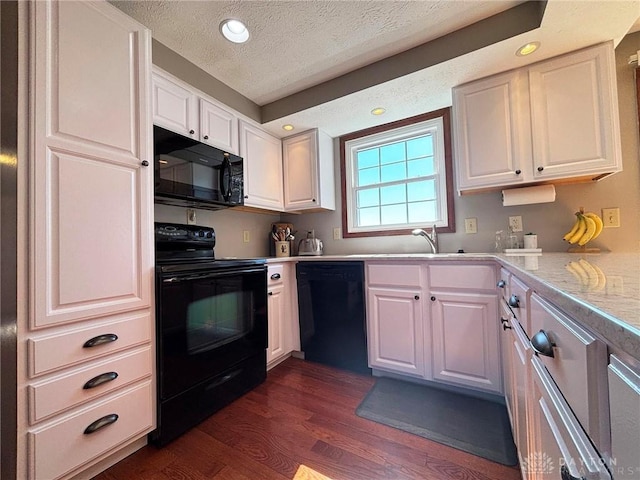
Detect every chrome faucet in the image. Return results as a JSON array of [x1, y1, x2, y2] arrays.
[[412, 225, 438, 254]]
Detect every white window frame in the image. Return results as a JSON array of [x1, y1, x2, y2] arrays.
[[343, 116, 450, 235]]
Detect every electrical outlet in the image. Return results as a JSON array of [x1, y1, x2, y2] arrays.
[[186, 209, 196, 225], [602, 208, 620, 228], [333, 227, 341, 240], [243, 230, 250, 243], [464, 218, 478, 234], [509, 216, 523, 232]]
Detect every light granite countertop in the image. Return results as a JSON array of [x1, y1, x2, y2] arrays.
[[267, 252, 640, 361]]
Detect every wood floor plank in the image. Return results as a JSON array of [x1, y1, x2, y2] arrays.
[[95, 357, 521, 480]]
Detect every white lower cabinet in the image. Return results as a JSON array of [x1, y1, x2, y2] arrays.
[[266, 263, 299, 368], [608, 355, 640, 478]]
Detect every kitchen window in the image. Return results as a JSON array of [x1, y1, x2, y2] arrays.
[[340, 108, 455, 237]]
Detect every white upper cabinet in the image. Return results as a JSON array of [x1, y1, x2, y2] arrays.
[[453, 42, 622, 193], [152, 68, 239, 154], [239, 120, 284, 211], [282, 129, 336, 212], [453, 70, 532, 190], [32, 0, 153, 327]]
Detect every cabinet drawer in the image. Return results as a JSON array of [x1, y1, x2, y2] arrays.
[[529, 294, 609, 451], [367, 263, 422, 288], [508, 275, 530, 334], [29, 346, 152, 423], [29, 311, 151, 376], [268, 264, 285, 286], [428, 264, 496, 291], [29, 380, 153, 480], [531, 357, 610, 480]]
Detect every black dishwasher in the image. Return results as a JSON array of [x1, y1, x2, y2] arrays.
[[296, 262, 370, 375]]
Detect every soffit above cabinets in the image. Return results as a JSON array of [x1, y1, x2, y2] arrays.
[[111, 0, 640, 138]]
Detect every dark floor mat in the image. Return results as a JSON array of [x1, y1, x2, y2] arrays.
[[356, 377, 518, 466]]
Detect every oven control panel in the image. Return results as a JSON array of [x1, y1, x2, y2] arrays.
[[155, 222, 216, 246]]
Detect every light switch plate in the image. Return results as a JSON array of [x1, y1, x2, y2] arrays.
[[602, 208, 620, 227], [464, 218, 478, 234], [243, 230, 250, 243], [333, 227, 341, 240]]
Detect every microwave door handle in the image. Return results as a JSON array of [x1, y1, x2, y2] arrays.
[[220, 156, 231, 201]]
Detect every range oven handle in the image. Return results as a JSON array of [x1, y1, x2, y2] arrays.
[[162, 267, 265, 283]]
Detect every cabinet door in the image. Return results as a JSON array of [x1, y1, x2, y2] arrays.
[[608, 355, 640, 477], [200, 98, 238, 154], [430, 292, 501, 393], [152, 71, 198, 138], [32, 0, 153, 327], [367, 287, 424, 377], [283, 130, 319, 210], [453, 70, 532, 191], [239, 120, 284, 211], [528, 43, 621, 179], [267, 283, 285, 364]]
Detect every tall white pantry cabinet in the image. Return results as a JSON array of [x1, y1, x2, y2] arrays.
[[18, 1, 155, 479]]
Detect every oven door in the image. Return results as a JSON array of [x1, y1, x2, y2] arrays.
[[156, 264, 267, 401]]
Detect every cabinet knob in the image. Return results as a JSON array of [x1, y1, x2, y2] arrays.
[[312, 198, 316, 202], [502, 323, 512, 331], [500, 317, 509, 324], [497, 280, 506, 288], [268, 291, 273, 296], [430, 296, 436, 301], [270, 273, 281, 280], [530, 329, 556, 358], [537, 166, 544, 172], [515, 169, 521, 175], [244, 195, 249, 199], [508, 294, 520, 308], [414, 295, 420, 300], [189, 130, 195, 135], [203, 135, 209, 140], [141, 160, 149, 167]]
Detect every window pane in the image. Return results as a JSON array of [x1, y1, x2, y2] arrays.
[[408, 201, 437, 223], [357, 188, 379, 208], [407, 179, 436, 202], [358, 206, 380, 226], [381, 204, 407, 225], [380, 184, 406, 205], [381, 163, 406, 183], [407, 135, 433, 159], [380, 142, 405, 165], [357, 148, 379, 169], [408, 157, 435, 177], [358, 167, 380, 186]]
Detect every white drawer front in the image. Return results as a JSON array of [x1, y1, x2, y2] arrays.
[[29, 311, 151, 376], [530, 294, 609, 451], [428, 264, 496, 291], [29, 380, 153, 480], [268, 264, 285, 286], [367, 263, 422, 288], [29, 346, 152, 423]]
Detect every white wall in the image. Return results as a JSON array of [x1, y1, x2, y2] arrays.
[[282, 33, 640, 255]]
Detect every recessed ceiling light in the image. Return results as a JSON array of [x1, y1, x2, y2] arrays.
[[220, 19, 249, 44], [282, 124, 294, 131], [371, 107, 386, 116], [516, 42, 540, 57]]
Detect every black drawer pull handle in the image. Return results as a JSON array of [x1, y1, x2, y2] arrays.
[[508, 294, 520, 308], [531, 329, 556, 358], [497, 280, 506, 288], [268, 291, 273, 296], [503, 323, 512, 331], [270, 273, 281, 280], [83, 372, 118, 389], [83, 334, 118, 348], [83, 413, 118, 434], [500, 317, 509, 324]]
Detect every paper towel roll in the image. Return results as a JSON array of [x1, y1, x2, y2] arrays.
[[502, 184, 556, 206]]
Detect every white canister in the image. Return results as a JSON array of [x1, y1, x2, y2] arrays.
[[275, 241, 290, 257], [524, 234, 538, 249]]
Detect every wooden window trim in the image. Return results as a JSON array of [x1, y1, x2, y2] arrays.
[[339, 107, 456, 238]]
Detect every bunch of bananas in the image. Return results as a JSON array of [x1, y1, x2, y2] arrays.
[[562, 211, 603, 246], [565, 259, 606, 291]]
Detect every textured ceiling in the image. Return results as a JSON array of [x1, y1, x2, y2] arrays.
[[112, 0, 640, 138]]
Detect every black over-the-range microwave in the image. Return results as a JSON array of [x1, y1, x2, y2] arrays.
[[153, 125, 244, 210]]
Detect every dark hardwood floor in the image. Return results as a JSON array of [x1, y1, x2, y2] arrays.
[[95, 358, 521, 480]]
